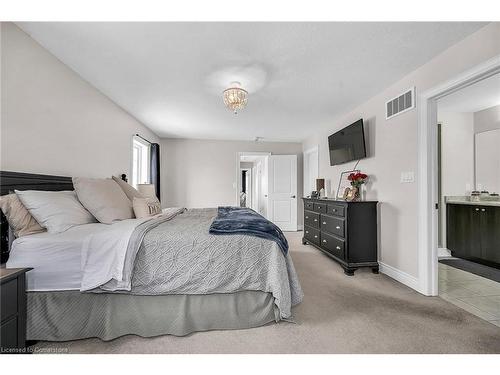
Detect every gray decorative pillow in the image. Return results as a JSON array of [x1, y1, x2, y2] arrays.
[[0, 193, 46, 237], [132, 197, 161, 218], [73, 177, 134, 224], [112, 176, 144, 201]]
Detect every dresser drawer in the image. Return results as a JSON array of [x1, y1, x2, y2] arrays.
[[304, 211, 320, 228], [0, 316, 18, 348], [327, 204, 345, 217], [313, 202, 327, 213], [1, 278, 18, 321], [304, 201, 314, 211], [320, 214, 345, 238], [321, 232, 345, 260], [304, 226, 320, 246]]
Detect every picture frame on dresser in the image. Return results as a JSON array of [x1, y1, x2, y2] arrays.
[[337, 170, 359, 200]]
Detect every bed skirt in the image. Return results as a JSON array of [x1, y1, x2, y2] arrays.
[[27, 290, 279, 341]]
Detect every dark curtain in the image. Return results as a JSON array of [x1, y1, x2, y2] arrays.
[[149, 143, 161, 201]]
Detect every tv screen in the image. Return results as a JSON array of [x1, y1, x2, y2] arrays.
[[328, 119, 366, 166]]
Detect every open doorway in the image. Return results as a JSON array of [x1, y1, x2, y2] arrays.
[[237, 152, 298, 231], [435, 72, 500, 326], [237, 152, 270, 217]]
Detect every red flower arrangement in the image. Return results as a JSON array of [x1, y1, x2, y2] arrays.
[[348, 172, 368, 187]]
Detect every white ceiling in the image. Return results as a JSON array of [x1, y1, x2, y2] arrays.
[[437, 73, 500, 113], [17, 22, 487, 141]]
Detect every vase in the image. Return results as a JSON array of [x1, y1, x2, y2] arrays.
[[345, 186, 360, 201], [353, 186, 361, 201]]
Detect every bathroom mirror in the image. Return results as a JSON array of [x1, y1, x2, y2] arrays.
[[475, 128, 500, 194]]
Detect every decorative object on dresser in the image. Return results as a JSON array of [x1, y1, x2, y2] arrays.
[[337, 170, 360, 199], [346, 171, 368, 201], [302, 197, 378, 275], [1, 268, 32, 352]]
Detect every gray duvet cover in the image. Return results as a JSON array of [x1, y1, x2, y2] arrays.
[[91, 208, 303, 320]]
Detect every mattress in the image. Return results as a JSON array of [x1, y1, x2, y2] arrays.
[[6, 223, 109, 291]]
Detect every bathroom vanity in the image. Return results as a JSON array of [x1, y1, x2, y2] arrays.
[[446, 198, 500, 267]]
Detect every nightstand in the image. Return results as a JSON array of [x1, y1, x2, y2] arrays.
[[1, 268, 32, 352]]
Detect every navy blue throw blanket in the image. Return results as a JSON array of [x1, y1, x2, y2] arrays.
[[209, 206, 289, 256]]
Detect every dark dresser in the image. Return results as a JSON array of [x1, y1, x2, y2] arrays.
[[1, 268, 32, 352], [302, 198, 378, 275]]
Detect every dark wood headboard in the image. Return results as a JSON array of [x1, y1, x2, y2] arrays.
[[0, 171, 73, 263]]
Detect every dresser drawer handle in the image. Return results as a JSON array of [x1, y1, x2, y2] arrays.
[[317, 206, 321, 209], [314, 235, 318, 238], [336, 246, 341, 250], [332, 209, 336, 212], [322, 239, 327, 243], [314, 219, 318, 222], [322, 221, 326, 225], [335, 226, 341, 229], [306, 216, 309, 219], [305, 231, 309, 234]]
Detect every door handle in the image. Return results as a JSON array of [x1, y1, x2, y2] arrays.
[[291, 195, 296, 198], [336, 246, 341, 250], [336, 226, 341, 229]]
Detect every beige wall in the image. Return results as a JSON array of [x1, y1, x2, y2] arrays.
[[161, 138, 303, 226], [302, 23, 500, 278], [0, 22, 159, 178]]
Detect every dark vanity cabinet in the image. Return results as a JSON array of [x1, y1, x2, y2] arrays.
[[302, 198, 378, 275], [447, 203, 500, 266]]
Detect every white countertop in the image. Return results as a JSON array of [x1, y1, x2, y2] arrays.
[[445, 197, 500, 207]]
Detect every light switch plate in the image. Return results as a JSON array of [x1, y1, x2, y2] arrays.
[[400, 171, 415, 183]]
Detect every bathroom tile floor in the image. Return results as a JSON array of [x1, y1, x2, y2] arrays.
[[439, 262, 500, 327]]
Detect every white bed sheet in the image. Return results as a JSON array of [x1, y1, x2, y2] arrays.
[[6, 223, 109, 291]]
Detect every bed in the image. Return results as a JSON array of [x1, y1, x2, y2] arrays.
[[0, 171, 303, 341]]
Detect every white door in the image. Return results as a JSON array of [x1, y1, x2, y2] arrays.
[[267, 155, 297, 231]]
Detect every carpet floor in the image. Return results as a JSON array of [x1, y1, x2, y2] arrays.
[[34, 232, 500, 354]]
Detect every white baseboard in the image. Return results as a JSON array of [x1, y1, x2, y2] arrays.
[[379, 262, 420, 292], [438, 247, 451, 258], [297, 224, 303, 231]]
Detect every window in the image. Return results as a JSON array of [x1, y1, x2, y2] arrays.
[[132, 136, 150, 188]]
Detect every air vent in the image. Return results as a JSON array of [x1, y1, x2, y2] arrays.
[[386, 87, 415, 120]]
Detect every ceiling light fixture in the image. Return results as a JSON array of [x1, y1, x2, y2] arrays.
[[223, 81, 248, 114]]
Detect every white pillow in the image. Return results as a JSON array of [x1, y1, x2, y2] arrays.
[[15, 190, 96, 234], [73, 177, 134, 224]]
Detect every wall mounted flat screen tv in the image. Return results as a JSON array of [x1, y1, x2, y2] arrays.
[[328, 119, 367, 166]]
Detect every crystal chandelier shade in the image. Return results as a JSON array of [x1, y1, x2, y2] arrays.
[[223, 82, 248, 114]]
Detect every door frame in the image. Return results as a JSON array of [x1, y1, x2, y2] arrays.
[[303, 145, 319, 197], [236, 151, 271, 207], [417, 54, 500, 296]]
